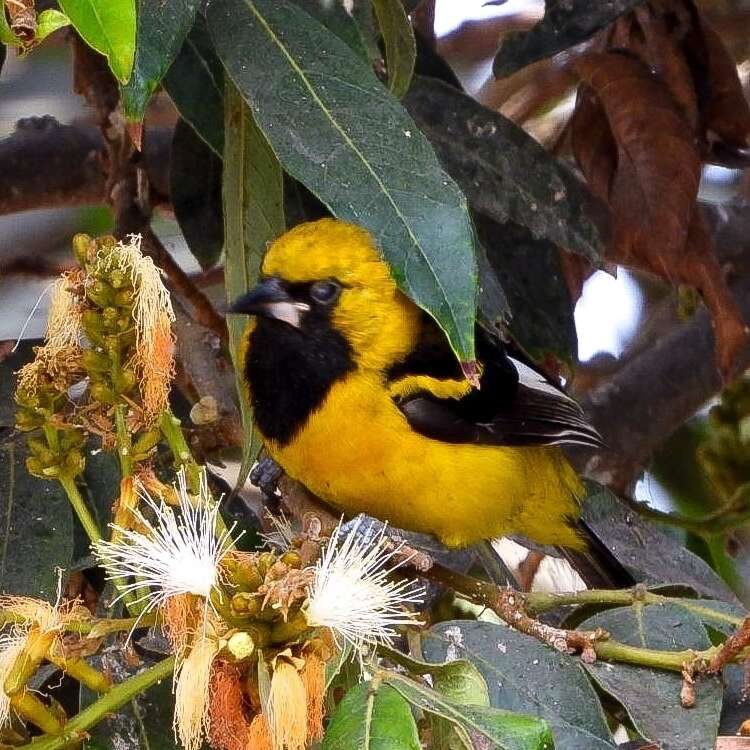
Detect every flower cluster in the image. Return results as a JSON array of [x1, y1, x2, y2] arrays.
[[92, 472, 424, 750]]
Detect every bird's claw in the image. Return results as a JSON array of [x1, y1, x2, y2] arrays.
[[250, 456, 284, 501], [340, 514, 394, 546]]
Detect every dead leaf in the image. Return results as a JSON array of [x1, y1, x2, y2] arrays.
[[571, 85, 616, 201], [698, 19, 750, 161], [573, 51, 700, 273], [572, 50, 748, 375]]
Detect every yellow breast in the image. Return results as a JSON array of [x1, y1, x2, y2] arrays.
[[267, 371, 584, 549]]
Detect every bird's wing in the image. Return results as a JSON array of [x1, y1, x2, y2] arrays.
[[387, 323, 603, 449]]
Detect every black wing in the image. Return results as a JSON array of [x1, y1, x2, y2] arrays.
[[388, 320, 603, 449]]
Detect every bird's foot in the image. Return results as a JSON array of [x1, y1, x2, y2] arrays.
[[340, 513, 392, 546], [250, 456, 284, 502]]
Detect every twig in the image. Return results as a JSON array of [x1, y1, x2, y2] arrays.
[[23, 657, 175, 750], [141, 229, 227, 345], [708, 615, 750, 673]]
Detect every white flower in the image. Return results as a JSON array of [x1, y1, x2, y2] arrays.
[[306, 519, 425, 652], [93, 470, 235, 614]]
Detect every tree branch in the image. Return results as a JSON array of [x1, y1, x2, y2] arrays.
[[0, 117, 170, 217], [581, 202, 750, 491]]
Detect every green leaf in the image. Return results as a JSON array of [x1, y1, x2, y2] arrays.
[[163, 14, 224, 156], [82, 651, 179, 749], [405, 77, 603, 262], [223, 80, 285, 488], [322, 681, 421, 750], [579, 604, 723, 750], [423, 621, 617, 749], [293, 0, 369, 59], [0, 5, 21, 45], [476, 216, 576, 362], [171, 118, 224, 269], [36, 9, 71, 43], [493, 0, 643, 78], [207, 0, 478, 362], [581, 481, 739, 604], [120, 0, 200, 121], [59, 0, 136, 83], [372, 0, 416, 98], [384, 671, 555, 750], [0, 442, 74, 600]]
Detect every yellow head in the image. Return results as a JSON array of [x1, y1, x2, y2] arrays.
[[232, 219, 422, 370]]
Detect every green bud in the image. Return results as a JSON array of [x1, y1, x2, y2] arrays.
[[25, 457, 45, 478], [113, 369, 136, 394], [109, 270, 127, 289], [132, 429, 161, 455], [280, 551, 302, 569], [72, 233, 94, 266], [90, 383, 117, 405], [64, 450, 85, 478], [87, 280, 114, 308], [82, 350, 111, 373], [114, 288, 134, 307]]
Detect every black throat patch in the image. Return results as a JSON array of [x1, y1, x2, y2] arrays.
[[245, 312, 356, 446]]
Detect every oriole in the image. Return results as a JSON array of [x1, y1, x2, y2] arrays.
[[230, 219, 602, 550]]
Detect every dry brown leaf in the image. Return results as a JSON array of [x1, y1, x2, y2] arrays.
[[572, 50, 748, 375], [698, 19, 750, 157], [571, 85, 617, 201], [633, 4, 699, 130], [573, 51, 700, 271], [680, 210, 748, 377]]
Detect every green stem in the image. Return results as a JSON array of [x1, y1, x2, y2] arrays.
[[525, 588, 744, 628], [23, 656, 175, 750], [57, 474, 101, 543], [619, 494, 750, 536], [592, 641, 712, 672], [0, 609, 157, 637], [114, 404, 133, 477], [159, 410, 231, 541]]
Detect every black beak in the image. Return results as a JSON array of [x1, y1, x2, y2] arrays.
[[228, 277, 309, 328]]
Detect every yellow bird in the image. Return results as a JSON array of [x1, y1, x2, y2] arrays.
[[230, 219, 602, 550]]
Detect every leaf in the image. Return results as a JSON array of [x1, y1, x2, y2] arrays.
[[322, 681, 421, 750], [695, 18, 750, 162], [372, 0, 416, 98], [170, 118, 224, 269], [0, 442, 74, 600], [59, 0, 136, 83], [423, 621, 617, 749], [476, 215, 576, 362], [579, 604, 723, 750], [492, 0, 643, 78], [384, 671, 556, 750], [572, 51, 747, 375], [292, 0, 369, 60], [404, 76, 604, 263], [35, 9, 71, 44], [223, 80, 285, 488], [581, 481, 740, 604], [207, 0, 478, 363], [120, 0, 200, 122], [164, 14, 224, 157], [82, 650, 179, 749]]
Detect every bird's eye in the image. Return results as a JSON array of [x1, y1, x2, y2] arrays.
[[309, 280, 341, 305]]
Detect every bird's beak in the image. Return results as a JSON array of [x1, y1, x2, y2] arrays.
[[228, 276, 310, 328]]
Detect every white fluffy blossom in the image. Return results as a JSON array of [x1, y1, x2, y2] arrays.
[[306, 519, 425, 652]]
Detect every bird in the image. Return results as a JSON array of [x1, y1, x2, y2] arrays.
[[229, 218, 604, 551]]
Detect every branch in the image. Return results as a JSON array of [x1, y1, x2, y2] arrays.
[[581, 202, 750, 491], [0, 117, 170, 217]]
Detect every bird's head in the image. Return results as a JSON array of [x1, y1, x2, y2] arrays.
[[229, 219, 422, 369]]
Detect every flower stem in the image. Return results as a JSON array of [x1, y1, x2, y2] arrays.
[[23, 656, 175, 750], [57, 474, 101, 543], [524, 587, 744, 628], [114, 403, 132, 477], [159, 409, 231, 540]]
